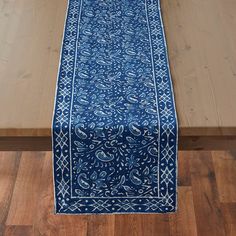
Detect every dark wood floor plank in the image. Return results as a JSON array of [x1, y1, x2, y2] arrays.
[[169, 187, 198, 236], [190, 151, 227, 236], [87, 215, 115, 236], [56, 226, 88, 236], [178, 152, 191, 186], [4, 226, 33, 236], [0, 152, 21, 235], [221, 203, 236, 236], [6, 152, 45, 225], [212, 151, 236, 203], [114, 214, 170, 236], [1, 151, 236, 235]]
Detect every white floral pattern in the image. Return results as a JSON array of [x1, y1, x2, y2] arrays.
[[52, 0, 178, 214]]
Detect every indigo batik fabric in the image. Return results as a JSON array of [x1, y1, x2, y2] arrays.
[[52, 0, 178, 214]]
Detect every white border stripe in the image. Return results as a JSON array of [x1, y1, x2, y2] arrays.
[[144, 0, 161, 197], [51, 0, 71, 214], [158, 0, 179, 210], [69, 0, 83, 200]]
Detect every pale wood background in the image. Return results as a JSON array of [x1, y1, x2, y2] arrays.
[[0, 0, 236, 150], [0, 151, 236, 235]]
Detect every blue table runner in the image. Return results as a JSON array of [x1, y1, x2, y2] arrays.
[[52, 0, 178, 214]]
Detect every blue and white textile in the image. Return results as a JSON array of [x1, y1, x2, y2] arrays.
[[52, 0, 178, 214]]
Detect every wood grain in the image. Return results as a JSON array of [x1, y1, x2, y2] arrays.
[[0, 152, 21, 235], [221, 203, 236, 236], [115, 214, 170, 236], [178, 152, 191, 186], [87, 215, 115, 236], [190, 152, 227, 236], [212, 151, 236, 202], [162, 0, 236, 135], [4, 226, 33, 236], [0, 151, 236, 235], [0, 0, 236, 150], [0, 0, 66, 136], [169, 187, 198, 236], [6, 152, 45, 225]]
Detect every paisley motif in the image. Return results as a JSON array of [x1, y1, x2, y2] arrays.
[[128, 122, 142, 136], [74, 125, 87, 139], [129, 169, 142, 185], [95, 150, 114, 162], [77, 173, 90, 189]]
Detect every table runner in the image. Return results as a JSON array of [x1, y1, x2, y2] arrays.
[[52, 0, 178, 214]]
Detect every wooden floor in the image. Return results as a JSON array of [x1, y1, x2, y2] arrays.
[[0, 151, 236, 236]]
